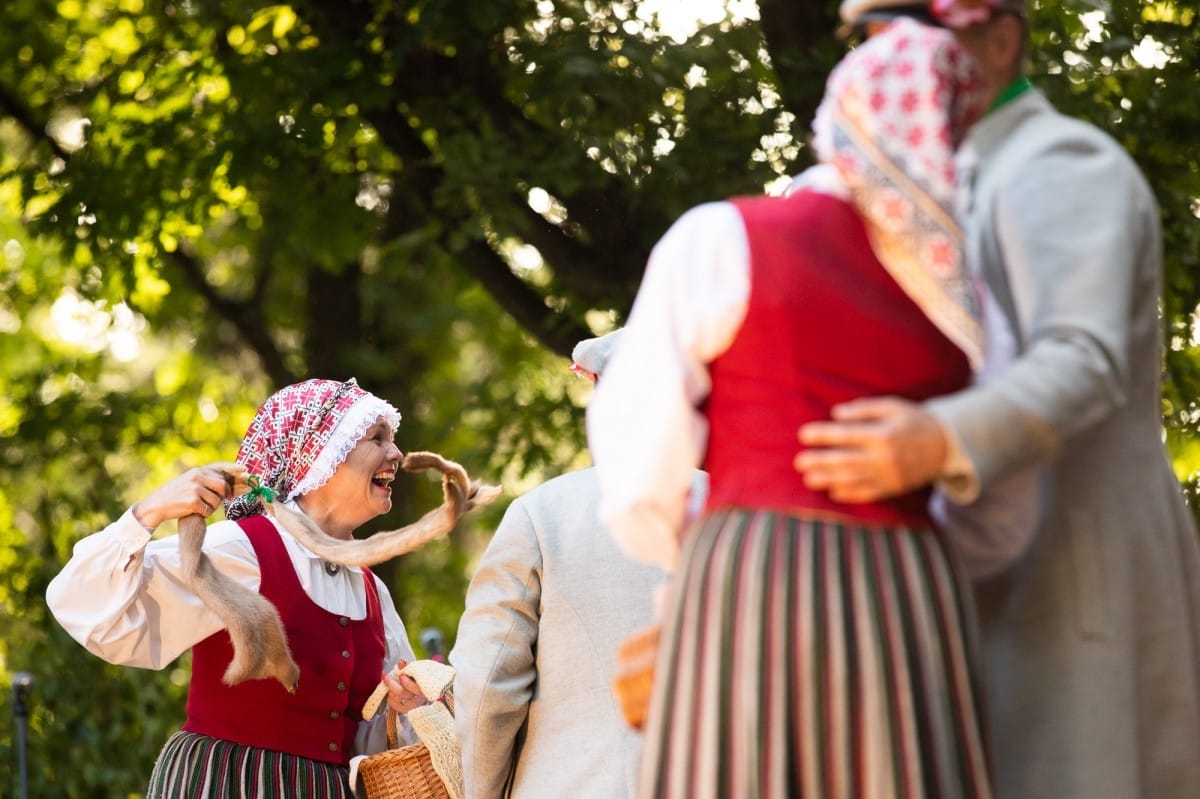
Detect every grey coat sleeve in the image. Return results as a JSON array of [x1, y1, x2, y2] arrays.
[[450, 498, 542, 799], [930, 118, 1156, 498]]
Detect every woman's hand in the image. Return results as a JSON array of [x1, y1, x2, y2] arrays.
[[132, 464, 244, 531], [383, 659, 430, 715]]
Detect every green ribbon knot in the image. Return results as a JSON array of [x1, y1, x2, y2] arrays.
[[245, 474, 279, 504]]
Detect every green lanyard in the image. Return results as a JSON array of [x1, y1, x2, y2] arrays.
[[988, 76, 1033, 114]]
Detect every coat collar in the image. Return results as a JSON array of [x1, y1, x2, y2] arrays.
[[963, 88, 1052, 165]]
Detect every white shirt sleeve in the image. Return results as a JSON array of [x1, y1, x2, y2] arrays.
[[46, 508, 259, 669], [374, 577, 416, 673], [46, 506, 415, 671], [356, 576, 419, 754], [586, 201, 750, 570]]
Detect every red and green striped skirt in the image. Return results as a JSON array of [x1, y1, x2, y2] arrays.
[[637, 508, 992, 799], [146, 730, 353, 798]]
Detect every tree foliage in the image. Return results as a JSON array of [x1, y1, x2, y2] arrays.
[[0, 0, 1197, 794]]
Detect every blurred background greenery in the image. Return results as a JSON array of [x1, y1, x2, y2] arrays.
[[1, 0, 1197, 794]]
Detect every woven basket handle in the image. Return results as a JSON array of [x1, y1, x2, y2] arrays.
[[364, 659, 456, 753], [384, 708, 400, 750]]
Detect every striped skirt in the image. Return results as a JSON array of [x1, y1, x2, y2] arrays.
[[637, 508, 992, 799], [146, 731, 353, 799]]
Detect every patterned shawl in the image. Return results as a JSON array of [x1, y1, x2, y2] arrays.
[[811, 18, 989, 369]]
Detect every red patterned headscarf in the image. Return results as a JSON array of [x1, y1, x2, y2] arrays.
[[226, 378, 401, 520], [812, 17, 988, 369]]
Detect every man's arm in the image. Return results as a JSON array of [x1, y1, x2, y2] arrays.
[[450, 498, 542, 797], [797, 117, 1148, 504]]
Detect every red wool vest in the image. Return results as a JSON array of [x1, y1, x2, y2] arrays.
[[182, 515, 387, 765], [703, 191, 971, 527]]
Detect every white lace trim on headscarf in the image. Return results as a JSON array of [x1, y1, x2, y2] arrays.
[[287, 396, 401, 501]]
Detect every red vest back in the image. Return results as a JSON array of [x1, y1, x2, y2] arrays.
[[183, 515, 387, 765], [703, 191, 971, 527]]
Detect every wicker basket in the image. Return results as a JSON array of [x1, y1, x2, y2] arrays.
[[358, 741, 448, 799], [357, 708, 451, 799], [612, 623, 661, 731]]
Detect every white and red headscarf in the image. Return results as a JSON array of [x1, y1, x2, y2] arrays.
[[226, 378, 401, 520], [811, 17, 989, 369]]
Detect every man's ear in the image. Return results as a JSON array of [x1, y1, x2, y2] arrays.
[[995, 13, 1028, 80]]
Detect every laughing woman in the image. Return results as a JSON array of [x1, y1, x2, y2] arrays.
[[47, 378, 438, 798]]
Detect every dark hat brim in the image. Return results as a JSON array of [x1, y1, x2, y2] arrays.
[[836, 5, 939, 40]]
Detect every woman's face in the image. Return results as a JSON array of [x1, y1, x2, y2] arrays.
[[302, 417, 402, 537]]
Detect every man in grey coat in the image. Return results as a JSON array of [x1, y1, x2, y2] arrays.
[[451, 330, 695, 799], [797, 2, 1200, 797]]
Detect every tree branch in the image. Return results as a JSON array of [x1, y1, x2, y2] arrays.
[[167, 248, 296, 386], [455, 236, 593, 357], [0, 80, 71, 162]]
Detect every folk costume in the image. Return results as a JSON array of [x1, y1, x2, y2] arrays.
[[47, 379, 417, 798], [588, 20, 992, 799]]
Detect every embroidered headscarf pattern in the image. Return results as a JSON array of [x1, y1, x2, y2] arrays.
[[811, 17, 989, 370], [226, 378, 401, 520]]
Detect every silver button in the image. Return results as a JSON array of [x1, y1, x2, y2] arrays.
[[328, 742, 338, 752], [341, 650, 351, 659]]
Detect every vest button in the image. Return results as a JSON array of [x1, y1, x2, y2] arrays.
[[337, 681, 347, 691], [342, 650, 351, 659], [328, 742, 338, 752], [330, 710, 341, 719], [339, 617, 350, 627]]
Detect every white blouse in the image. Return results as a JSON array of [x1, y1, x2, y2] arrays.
[[586, 200, 751, 571]]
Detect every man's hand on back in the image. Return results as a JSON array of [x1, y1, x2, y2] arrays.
[[794, 396, 948, 503]]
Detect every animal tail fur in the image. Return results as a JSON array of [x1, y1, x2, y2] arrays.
[[265, 451, 502, 568], [177, 466, 300, 692]]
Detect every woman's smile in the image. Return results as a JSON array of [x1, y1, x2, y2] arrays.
[[371, 467, 396, 495]]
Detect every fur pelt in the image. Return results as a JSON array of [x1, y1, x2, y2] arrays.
[[265, 451, 502, 568]]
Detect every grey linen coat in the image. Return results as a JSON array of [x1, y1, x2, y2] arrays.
[[450, 467, 665, 799], [930, 89, 1200, 798]]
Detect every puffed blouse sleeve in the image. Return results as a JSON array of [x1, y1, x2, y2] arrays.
[[45, 508, 260, 669]]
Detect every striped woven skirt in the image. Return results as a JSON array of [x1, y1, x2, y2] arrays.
[[637, 508, 992, 799], [146, 731, 353, 798]]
